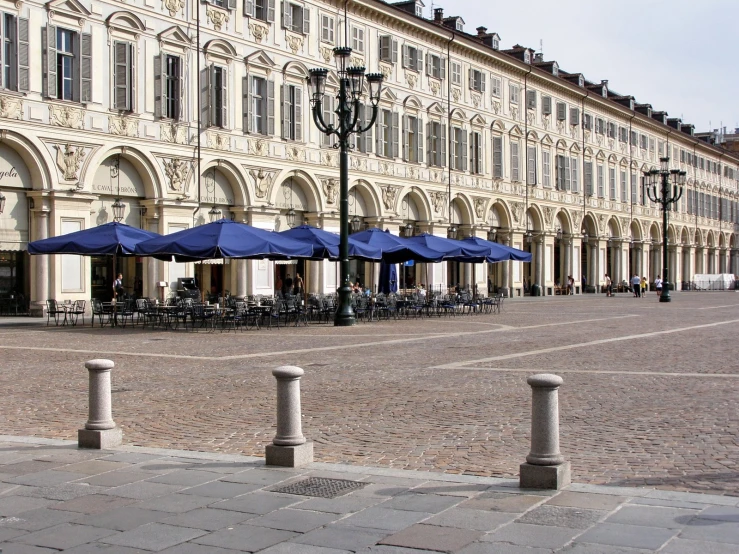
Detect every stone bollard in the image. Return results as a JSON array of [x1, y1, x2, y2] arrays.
[[519, 373, 571, 489], [78, 359, 122, 449], [265, 365, 313, 467]]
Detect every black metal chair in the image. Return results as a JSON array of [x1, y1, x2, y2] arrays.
[[45, 299, 63, 326], [91, 299, 111, 327], [69, 300, 86, 326]]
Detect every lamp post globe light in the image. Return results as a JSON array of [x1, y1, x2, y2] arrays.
[[644, 156, 686, 302], [307, 46, 383, 326]]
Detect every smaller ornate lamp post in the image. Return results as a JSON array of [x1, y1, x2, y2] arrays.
[[644, 157, 686, 302], [307, 47, 383, 326], [487, 225, 498, 242], [447, 223, 458, 240], [0, 190, 7, 214], [111, 156, 125, 223], [208, 205, 222, 223]]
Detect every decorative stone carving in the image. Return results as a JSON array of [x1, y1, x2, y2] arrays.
[[320, 151, 337, 167], [608, 138, 615, 150], [584, 130, 591, 143], [286, 34, 304, 54], [429, 80, 440, 96], [596, 133, 604, 146], [474, 197, 486, 219], [0, 95, 22, 119], [162, 0, 184, 17], [109, 115, 138, 137], [162, 158, 189, 192], [407, 166, 419, 180], [322, 178, 338, 204], [471, 93, 481, 109], [619, 142, 627, 153], [620, 217, 630, 234], [249, 22, 268, 43], [405, 72, 417, 89], [430, 169, 442, 183], [350, 156, 367, 171], [452, 88, 461, 102], [492, 100, 500, 115], [248, 139, 268, 156], [285, 145, 305, 161], [570, 125, 579, 139], [572, 211, 582, 231], [511, 201, 525, 224], [381, 185, 398, 211], [206, 6, 229, 31], [511, 106, 518, 121], [379, 161, 393, 176], [161, 123, 188, 144], [543, 206, 555, 227], [379, 63, 393, 80], [527, 110, 535, 125], [249, 167, 276, 199], [598, 213, 607, 234], [50, 105, 84, 129], [350, 55, 363, 67], [319, 46, 333, 63], [556, 120, 565, 134], [55, 144, 85, 181], [206, 131, 229, 151], [429, 191, 447, 214], [542, 114, 550, 130]]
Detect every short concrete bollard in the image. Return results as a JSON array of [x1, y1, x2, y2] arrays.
[[78, 359, 122, 449], [519, 373, 571, 489], [265, 365, 313, 467]]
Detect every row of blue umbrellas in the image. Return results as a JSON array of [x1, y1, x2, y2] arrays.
[[28, 219, 531, 264]]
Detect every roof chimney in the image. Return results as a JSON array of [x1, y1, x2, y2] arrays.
[[476, 26, 487, 37], [534, 52, 543, 63], [433, 7, 443, 22]]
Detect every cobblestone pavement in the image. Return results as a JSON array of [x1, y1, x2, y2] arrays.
[[1, 437, 739, 553], [0, 293, 737, 497]]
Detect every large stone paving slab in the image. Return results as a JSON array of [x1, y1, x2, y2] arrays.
[[1, 295, 738, 495]]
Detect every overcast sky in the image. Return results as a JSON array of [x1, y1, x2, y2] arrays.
[[443, 0, 738, 134]]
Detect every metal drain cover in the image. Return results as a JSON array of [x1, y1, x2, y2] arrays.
[[270, 477, 367, 498]]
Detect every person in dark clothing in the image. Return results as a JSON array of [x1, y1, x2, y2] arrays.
[[284, 275, 293, 294]]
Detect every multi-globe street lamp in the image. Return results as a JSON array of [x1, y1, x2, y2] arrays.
[[307, 47, 383, 326], [643, 156, 686, 302]]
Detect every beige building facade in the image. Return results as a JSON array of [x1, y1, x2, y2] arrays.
[[0, 0, 737, 313]]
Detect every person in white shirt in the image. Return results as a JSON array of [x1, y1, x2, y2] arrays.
[[631, 274, 641, 297], [654, 275, 663, 297]]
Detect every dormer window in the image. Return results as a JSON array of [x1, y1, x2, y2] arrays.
[[551, 62, 558, 76], [578, 75, 584, 87], [455, 20, 463, 31], [491, 36, 499, 50], [415, 4, 422, 16], [523, 51, 530, 64]]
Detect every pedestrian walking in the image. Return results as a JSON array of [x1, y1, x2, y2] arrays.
[[631, 274, 640, 297], [294, 273, 304, 295], [641, 276, 647, 298], [604, 274, 612, 297], [655, 275, 663, 297], [567, 275, 574, 296]]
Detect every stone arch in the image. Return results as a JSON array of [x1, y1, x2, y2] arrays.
[[694, 229, 703, 247], [271, 169, 323, 212], [582, 213, 597, 236], [649, 222, 661, 243], [526, 204, 544, 231], [718, 232, 726, 248], [449, 107, 467, 121], [203, 39, 238, 59], [282, 60, 309, 78], [667, 224, 677, 244], [555, 209, 572, 234], [607, 216, 621, 238], [0, 131, 53, 191], [527, 130, 539, 141], [348, 179, 381, 218], [106, 10, 146, 32], [556, 139, 568, 151], [680, 227, 690, 245], [399, 186, 431, 222], [451, 193, 474, 225], [630, 219, 642, 241], [488, 200, 511, 229], [403, 94, 423, 111], [84, 146, 162, 199], [706, 230, 715, 248], [491, 120, 506, 133], [200, 159, 249, 207]]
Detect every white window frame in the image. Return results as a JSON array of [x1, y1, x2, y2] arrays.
[[350, 25, 364, 53], [490, 74, 501, 98], [542, 149, 551, 188], [451, 61, 461, 86], [320, 13, 334, 43], [509, 83, 519, 104]]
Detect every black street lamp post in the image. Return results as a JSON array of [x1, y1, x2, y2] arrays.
[[307, 47, 383, 326], [644, 156, 686, 302]]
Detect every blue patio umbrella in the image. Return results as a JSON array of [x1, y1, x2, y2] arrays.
[[404, 233, 491, 261], [134, 219, 314, 262], [459, 236, 532, 263], [349, 228, 444, 263], [378, 261, 398, 294], [28, 221, 160, 256], [278, 225, 382, 261]]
